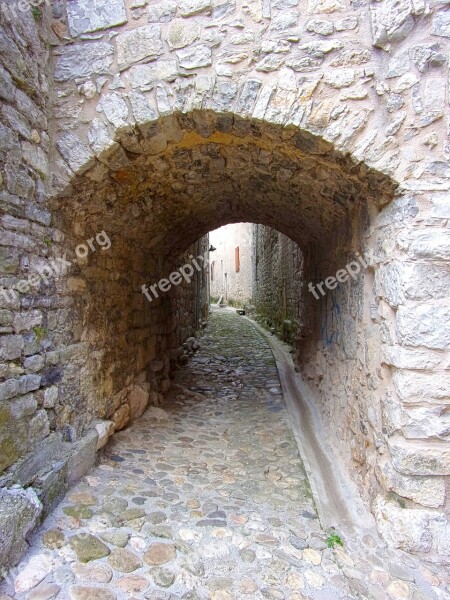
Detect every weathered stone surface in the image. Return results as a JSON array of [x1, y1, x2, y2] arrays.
[[93, 420, 114, 449], [323, 68, 355, 88], [374, 496, 450, 554], [377, 458, 446, 508], [126, 61, 179, 90], [68, 586, 116, 600], [393, 370, 450, 403], [56, 132, 94, 174], [107, 548, 142, 572], [71, 562, 113, 583], [177, 44, 212, 69], [14, 554, 54, 594], [112, 404, 130, 431], [54, 43, 114, 82], [179, 0, 212, 16], [0, 488, 42, 570], [25, 582, 61, 600], [144, 543, 176, 565], [167, 20, 201, 49], [127, 385, 149, 420], [96, 93, 130, 131], [88, 119, 116, 156], [67, 430, 99, 485], [117, 25, 163, 69], [396, 304, 450, 350], [370, 0, 415, 49], [69, 535, 110, 563], [390, 438, 450, 476], [403, 230, 450, 260], [147, 0, 178, 21], [1, 0, 450, 582], [66, 0, 127, 36], [432, 11, 450, 38]]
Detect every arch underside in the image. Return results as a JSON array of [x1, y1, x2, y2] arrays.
[[53, 112, 395, 256]]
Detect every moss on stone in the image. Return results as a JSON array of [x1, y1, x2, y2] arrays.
[[0, 436, 19, 472]]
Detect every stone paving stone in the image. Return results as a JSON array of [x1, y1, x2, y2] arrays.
[[1, 309, 446, 599]]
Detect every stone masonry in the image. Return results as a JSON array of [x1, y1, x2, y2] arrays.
[[0, 0, 449, 574]]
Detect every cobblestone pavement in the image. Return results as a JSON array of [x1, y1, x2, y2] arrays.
[[1, 309, 448, 600]]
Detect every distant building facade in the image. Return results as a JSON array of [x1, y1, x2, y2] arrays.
[[209, 223, 253, 305]]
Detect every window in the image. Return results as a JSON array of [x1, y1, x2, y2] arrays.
[[235, 246, 240, 273], [211, 261, 215, 281]]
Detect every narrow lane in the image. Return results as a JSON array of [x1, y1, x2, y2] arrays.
[[1, 309, 428, 599]]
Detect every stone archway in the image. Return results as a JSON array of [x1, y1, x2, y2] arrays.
[[47, 105, 446, 560], [0, 0, 449, 571]]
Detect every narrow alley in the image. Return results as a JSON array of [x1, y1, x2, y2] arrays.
[[1, 309, 443, 600]]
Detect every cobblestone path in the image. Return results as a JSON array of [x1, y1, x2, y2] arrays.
[[1, 310, 446, 600]]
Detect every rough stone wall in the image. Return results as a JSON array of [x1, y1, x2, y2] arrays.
[[0, 0, 449, 568], [252, 225, 303, 343], [210, 223, 253, 304], [0, 4, 210, 564], [0, 6, 62, 568]]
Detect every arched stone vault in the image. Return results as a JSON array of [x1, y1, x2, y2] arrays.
[[50, 109, 393, 427], [0, 0, 449, 568], [52, 112, 395, 252]]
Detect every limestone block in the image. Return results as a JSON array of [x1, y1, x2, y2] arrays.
[[377, 458, 446, 508], [0, 335, 23, 360], [13, 310, 42, 333], [56, 132, 94, 175], [375, 262, 404, 307], [389, 437, 450, 476], [177, 44, 212, 69], [306, 18, 334, 35], [67, 429, 99, 485], [432, 10, 450, 38], [370, 0, 415, 49], [402, 229, 450, 260], [0, 487, 42, 570], [396, 304, 450, 350], [0, 64, 15, 104], [14, 434, 65, 487], [401, 402, 450, 441], [117, 25, 163, 69], [126, 61, 179, 90], [54, 42, 114, 82], [128, 91, 158, 129], [127, 385, 149, 421], [167, 20, 201, 49], [236, 79, 262, 115], [148, 0, 178, 21], [66, 0, 127, 37], [403, 263, 450, 302], [381, 345, 441, 370], [88, 119, 117, 156], [14, 553, 55, 594], [96, 93, 130, 132], [179, 0, 212, 16], [1, 105, 31, 140], [308, 0, 345, 13], [93, 420, 114, 449], [113, 404, 130, 431], [393, 370, 450, 404], [374, 495, 449, 554], [21, 142, 48, 179]]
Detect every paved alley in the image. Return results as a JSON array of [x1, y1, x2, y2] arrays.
[[0, 310, 446, 600]]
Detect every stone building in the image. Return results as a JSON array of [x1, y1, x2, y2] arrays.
[[0, 0, 449, 573], [252, 225, 304, 343], [209, 223, 253, 305]]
